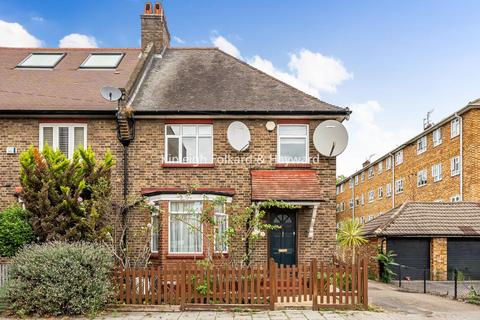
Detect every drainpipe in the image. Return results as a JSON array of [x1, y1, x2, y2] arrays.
[[352, 178, 355, 220], [455, 113, 463, 201], [389, 153, 395, 208]]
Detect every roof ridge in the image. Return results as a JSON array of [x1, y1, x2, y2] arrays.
[[374, 202, 408, 236], [212, 48, 348, 113]]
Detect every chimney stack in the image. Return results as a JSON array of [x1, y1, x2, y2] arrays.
[[141, 2, 170, 53], [362, 160, 370, 168]]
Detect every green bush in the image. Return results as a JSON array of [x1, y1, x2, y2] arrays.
[[0, 205, 33, 257], [7, 242, 113, 316]]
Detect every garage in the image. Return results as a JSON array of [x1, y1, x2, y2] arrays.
[[387, 238, 431, 280], [447, 238, 480, 280]]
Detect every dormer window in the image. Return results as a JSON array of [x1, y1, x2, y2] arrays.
[[80, 53, 124, 69], [17, 53, 65, 68]]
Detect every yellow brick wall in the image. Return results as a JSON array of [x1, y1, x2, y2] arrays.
[[337, 107, 479, 223]]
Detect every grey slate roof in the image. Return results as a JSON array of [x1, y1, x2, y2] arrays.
[[132, 48, 349, 115], [362, 202, 480, 238]]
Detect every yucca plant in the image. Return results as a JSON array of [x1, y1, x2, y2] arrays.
[[337, 219, 368, 263]]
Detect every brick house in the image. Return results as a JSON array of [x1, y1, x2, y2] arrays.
[[336, 101, 480, 224], [0, 2, 350, 266], [362, 202, 480, 280]]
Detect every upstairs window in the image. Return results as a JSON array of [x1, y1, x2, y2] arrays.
[[165, 124, 213, 164], [277, 124, 309, 163], [39, 123, 87, 159], [368, 190, 374, 203], [385, 157, 392, 170], [378, 186, 383, 199], [361, 172, 365, 182], [395, 179, 404, 194], [432, 163, 442, 182], [417, 136, 427, 155], [377, 161, 383, 173], [386, 183, 392, 197], [339, 184, 344, 193], [17, 52, 65, 68], [349, 178, 353, 189], [361, 194, 365, 205], [395, 150, 403, 165], [354, 175, 359, 185], [417, 169, 427, 187], [432, 128, 442, 147], [80, 53, 124, 69], [368, 167, 374, 178], [451, 118, 460, 138], [349, 199, 354, 209], [451, 156, 461, 176]]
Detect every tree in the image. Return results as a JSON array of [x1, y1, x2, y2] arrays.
[[336, 175, 347, 184], [19, 145, 114, 242], [337, 218, 368, 263]]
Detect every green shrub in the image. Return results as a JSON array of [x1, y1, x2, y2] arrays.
[[7, 241, 113, 316], [377, 250, 396, 283], [0, 205, 33, 257]]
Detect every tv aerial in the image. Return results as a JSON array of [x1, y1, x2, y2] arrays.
[[100, 86, 123, 102], [227, 121, 251, 151], [313, 120, 348, 157]]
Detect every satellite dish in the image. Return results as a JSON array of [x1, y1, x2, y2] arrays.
[[313, 120, 348, 157], [100, 86, 122, 102], [227, 121, 251, 151]]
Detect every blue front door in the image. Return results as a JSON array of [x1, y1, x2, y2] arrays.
[[269, 209, 296, 266]]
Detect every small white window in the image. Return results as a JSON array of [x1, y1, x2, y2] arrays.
[[368, 167, 374, 178], [165, 124, 213, 163], [349, 179, 353, 189], [214, 204, 228, 253], [355, 175, 359, 185], [432, 128, 442, 146], [386, 183, 392, 197], [451, 118, 460, 138], [417, 136, 427, 155], [169, 201, 203, 254], [361, 172, 365, 182], [339, 184, 345, 193], [432, 163, 442, 182], [395, 150, 403, 165], [451, 156, 461, 176], [80, 53, 124, 69], [349, 199, 354, 209], [385, 157, 392, 170], [378, 186, 383, 199], [277, 124, 309, 163], [451, 195, 461, 203], [368, 190, 374, 203], [378, 161, 383, 173], [17, 52, 65, 68], [417, 169, 427, 187], [395, 179, 404, 194], [39, 123, 87, 159], [361, 194, 365, 205], [151, 212, 159, 253]]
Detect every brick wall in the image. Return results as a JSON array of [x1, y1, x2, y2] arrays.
[[430, 237, 448, 281]]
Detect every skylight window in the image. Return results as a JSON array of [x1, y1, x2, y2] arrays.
[[17, 53, 65, 68], [80, 53, 124, 69]]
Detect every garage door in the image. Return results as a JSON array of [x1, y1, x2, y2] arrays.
[[387, 238, 430, 280], [447, 239, 480, 280]]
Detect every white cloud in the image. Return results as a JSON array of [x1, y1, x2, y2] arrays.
[[211, 35, 242, 59], [58, 33, 98, 48], [0, 20, 42, 47], [211, 35, 351, 97], [336, 100, 416, 176], [173, 36, 185, 44]]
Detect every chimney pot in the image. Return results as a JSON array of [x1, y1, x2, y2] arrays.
[[144, 2, 153, 14], [154, 2, 162, 14]]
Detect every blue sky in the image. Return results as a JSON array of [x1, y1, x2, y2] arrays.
[[1, 0, 479, 175]]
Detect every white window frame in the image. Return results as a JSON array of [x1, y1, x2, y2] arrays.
[[277, 124, 309, 164], [368, 167, 374, 179], [378, 186, 383, 199], [451, 118, 460, 138], [417, 169, 427, 187], [417, 136, 427, 155], [361, 172, 365, 182], [80, 52, 125, 69], [168, 201, 203, 255], [151, 211, 159, 253], [432, 128, 442, 147], [39, 123, 87, 159], [395, 150, 403, 165], [368, 190, 374, 203], [339, 184, 344, 193], [164, 124, 213, 164], [349, 179, 353, 189], [355, 175, 359, 185], [361, 194, 365, 205], [432, 163, 442, 182], [17, 52, 65, 68], [378, 161, 383, 173], [451, 156, 461, 176], [214, 204, 228, 254], [386, 183, 392, 197], [385, 157, 392, 170], [349, 198, 354, 209], [395, 179, 404, 194], [451, 195, 461, 202]]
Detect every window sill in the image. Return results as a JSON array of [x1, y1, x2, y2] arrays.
[[275, 163, 311, 168], [166, 254, 205, 259], [162, 163, 215, 168]]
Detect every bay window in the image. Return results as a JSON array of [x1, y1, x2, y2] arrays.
[[168, 201, 203, 254], [165, 124, 213, 163], [39, 123, 86, 159], [214, 204, 228, 253], [277, 124, 309, 163]]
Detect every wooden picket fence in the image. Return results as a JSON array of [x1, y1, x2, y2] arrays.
[[113, 257, 368, 310]]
